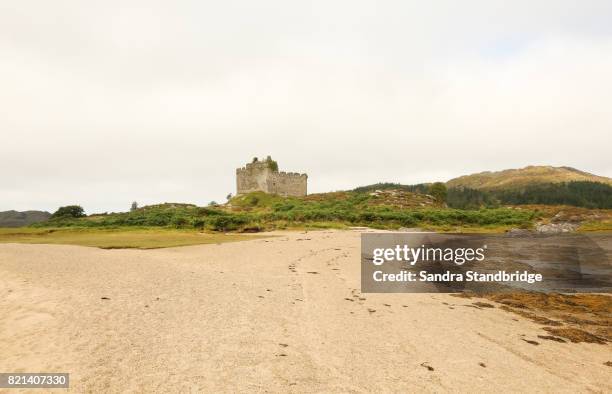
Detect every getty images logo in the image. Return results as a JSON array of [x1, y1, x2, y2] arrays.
[[372, 244, 488, 266]]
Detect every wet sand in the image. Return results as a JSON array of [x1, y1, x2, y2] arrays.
[[0, 230, 610, 393]]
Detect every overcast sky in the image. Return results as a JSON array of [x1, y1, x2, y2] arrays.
[[1, 1, 611, 213]]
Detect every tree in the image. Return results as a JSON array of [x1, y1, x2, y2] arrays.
[[209, 201, 218, 207], [226, 193, 233, 201], [130, 201, 138, 211], [429, 182, 448, 203], [51, 205, 85, 219]]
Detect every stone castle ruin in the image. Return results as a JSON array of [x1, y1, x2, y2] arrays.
[[236, 156, 307, 197]]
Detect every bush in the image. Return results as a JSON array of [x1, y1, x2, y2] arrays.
[[51, 205, 85, 219], [191, 218, 205, 229], [210, 215, 249, 231], [171, 216, 189, 228], [197, 207, 223, 216], [428, 182, 447, 203]]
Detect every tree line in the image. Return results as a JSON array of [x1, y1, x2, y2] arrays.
[[447, 181, 612, 209], [355, 181, 612, 209]]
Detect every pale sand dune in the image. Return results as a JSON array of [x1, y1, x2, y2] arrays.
[[0, 230, 610, 393]]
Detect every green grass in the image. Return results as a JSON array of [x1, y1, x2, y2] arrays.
[[0, 227, 262, 249], [29, 191, 542, 234]]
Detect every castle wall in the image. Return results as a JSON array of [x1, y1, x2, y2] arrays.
[[236, 160, 307, 197], [236, 162, 272, 194], [267, 172, 308, 197]]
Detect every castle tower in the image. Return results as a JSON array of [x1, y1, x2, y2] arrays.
[[236, 156, 307, 197]]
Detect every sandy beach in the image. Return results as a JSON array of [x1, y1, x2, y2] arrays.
[[0, 230, 610, 393]]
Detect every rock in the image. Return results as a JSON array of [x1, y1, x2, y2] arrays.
[[506, 228, 532, 236], [535, 222, 578, 233]]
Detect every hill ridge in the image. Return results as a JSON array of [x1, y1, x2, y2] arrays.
[[0, 210, 51, 227], [446, 165, 612, 190]]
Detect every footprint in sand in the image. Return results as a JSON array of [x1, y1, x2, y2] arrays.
[[420, 362, 434, 371]]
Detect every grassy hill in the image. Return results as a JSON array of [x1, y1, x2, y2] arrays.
[[229, 189, 440, 211], [13, 164, 612, 233], [447, 166, 612, 190], [0, 210, 51, 227], [30, 191, 538, 232]]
